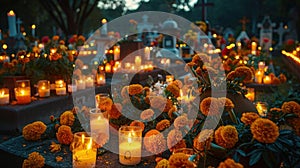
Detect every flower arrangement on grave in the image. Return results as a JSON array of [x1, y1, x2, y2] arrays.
[[68, 34, 86, 49]]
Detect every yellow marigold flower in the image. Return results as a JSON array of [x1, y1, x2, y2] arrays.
[[251, 118, 279, 143], [217, 158, 244, 168], [167, 129, 183, 151], [168, 153, 194, 168], [281, 101, 300, 117], [22, 121, 47, 141], [97, 96, 113, 112], [155, 159, 169, 168], [144, 129, 166, 154], [130, 120, 145, 132], [200, 97, 220, 116], [22, 152, 45, 168], [56, 125, 74, 145], [193, 129, 214, 151], [60, 111, 75, 126], [108, 103, 122, 119], [166, 83, 180, 98], [156, 119, 171, 131], [215, 125, 238, 149], [234, 66, 253, 83], [140, 109, 155, 120], [218, 97, 234, 111], [279, 73, 287, 83], [241, 112, 260, 126], [174, 115, 189, 130], [128, 84, 143, 95]]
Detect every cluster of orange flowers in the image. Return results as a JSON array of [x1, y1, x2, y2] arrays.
[[22, 121, 47, 141], [281, 101, 300, 135], [22, 152, 45, 168], [200, 97, 234, 116]]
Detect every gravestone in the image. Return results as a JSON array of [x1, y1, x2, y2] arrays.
[[137, 15, 154, 44], [274, 22, 289, 49], [257, 16, 276, 50], [223, 27, 235, 44], [236, 17, 250, 44]]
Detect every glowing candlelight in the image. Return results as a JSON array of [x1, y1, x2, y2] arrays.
[[0, 88, 9, 105]]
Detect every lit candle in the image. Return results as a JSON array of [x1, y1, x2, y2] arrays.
[[237, 42, 241, 50], [263, 75, 272, 84], [96, 72, 106, 85], [119, 126, 142, 165], [90, 108, 109, 144], [7, 10, 17, 37], [256, 102, 268, 117], [99, 65, 104, 71], [114, 45, 120, 61], [144, 47, 150, 60], [258, 61, 265, 70], [165, 59, 170, 66], [37, 80, 50, 98], [135, 56, 142, 68], [105, 63, 111, 73], [0, 88, 9, 105], [101, 19, 107, 36], [14, 80, 31, 104], [55, 80, 66, 95], [68, 84, 77, 93], [245, 88, 255, 102], [85, 76, 94, 88], [31, 24, 36, 37], [251, 42, 257, 55], [255, 70, 264, 84], [125, 63, 131, 70], [77, 79, 86, 90], [72, 132, 97, 168]]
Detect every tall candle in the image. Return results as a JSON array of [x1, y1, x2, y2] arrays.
[[119, 126, 142, 165], [135, 56, 142, 68], [144, 47, 150, 60], [31, 24, 36, 37], [0, 88, 9, 105], [251, 42, 257, 55], [101, 19, 107, 36], [72, 132, 97, 168], [90, 108, 109, 145], [255, 70, 264, 84], [114, 45, 120, 61], [7, 10, 17, 37]]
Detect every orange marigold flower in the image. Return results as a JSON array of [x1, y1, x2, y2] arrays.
[[56, 125, 74, 145], [241, 112, 260, 126], [22, 152, 45, 168], [226, 71, 236, 81], [250, 118, 279, 143], [155, 159, 169, 168], [128, 84, 143, 95], [217, 158, 244, 168], [174, 115, 189, 129], [215, 125, 238, 148], [156, 119, 171, 131], [234, 66, 253, 83], [272, 77, 281, 85], [60, 111, 75, 126], [52, 35, 60, 41], [166, 83, 180, 98], [140, 109, 155, 120], [130, 120, 145, 132], [109, 103, 122, 119], [193, 129, 214, 151], [200, 97, 220, 116], [97, 96, 113, 112], [167, 129, 183, 151], [149, 96, 168, 112], [22, 121, 47, 141], [168, 106, 177, 119], [281, 101, 300, 117], [143, 86, 151, 96], [144, 129, 166, 154], [168, 153, 194, 168], [172, 79, 183, 88], [287, 118, 300, 136], [218, 97, 234, 111], [279, 73, 287, 83]]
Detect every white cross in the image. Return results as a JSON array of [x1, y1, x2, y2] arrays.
[[274, 22, 289, 48]]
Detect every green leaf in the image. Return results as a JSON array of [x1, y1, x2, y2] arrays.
[[249, 151, 262, 166]]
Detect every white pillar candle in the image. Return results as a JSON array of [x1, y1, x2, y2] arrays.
[[90, 108, 109, 144], [144, 47, 150, 60], [134, 56, 142, 69], [7, 10, 17, 37], [101, 19, 107, 36], [31, 24, 36, 37], [114, 45, 120, 61], [251, 42, 257, 55], [255, 70, 264, 84]]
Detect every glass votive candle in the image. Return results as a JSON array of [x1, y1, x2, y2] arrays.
[[173, 148, 199, 167], [85, 75, 94, 88], [55, 80, 66, 95], [0, 88, 9, 105], [119, 126, 142, 165], [72, 132, 97, 168], [255, 101, 268, 117], [90, 108, 109, 146], [96, 72, 106, 85], [76, 79, 86, 90], [14, 80, 31, 104], [37, 80, 50, 98]]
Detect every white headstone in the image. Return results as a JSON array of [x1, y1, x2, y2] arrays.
[[137, 15, 154, 41], [257, 16, 276, 50], [274, 22, 289, 48]]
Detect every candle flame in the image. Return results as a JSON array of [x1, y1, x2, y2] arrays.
[[87, 138, 92, 150], [102, 19, 107, 24], [31, 24, 36, 29], [0, 90, 5, 96], [81, 134, 85, 144], [8, 10, 15, 16]]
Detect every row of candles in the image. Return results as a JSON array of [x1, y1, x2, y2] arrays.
[[254, 61, 273, 84]]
